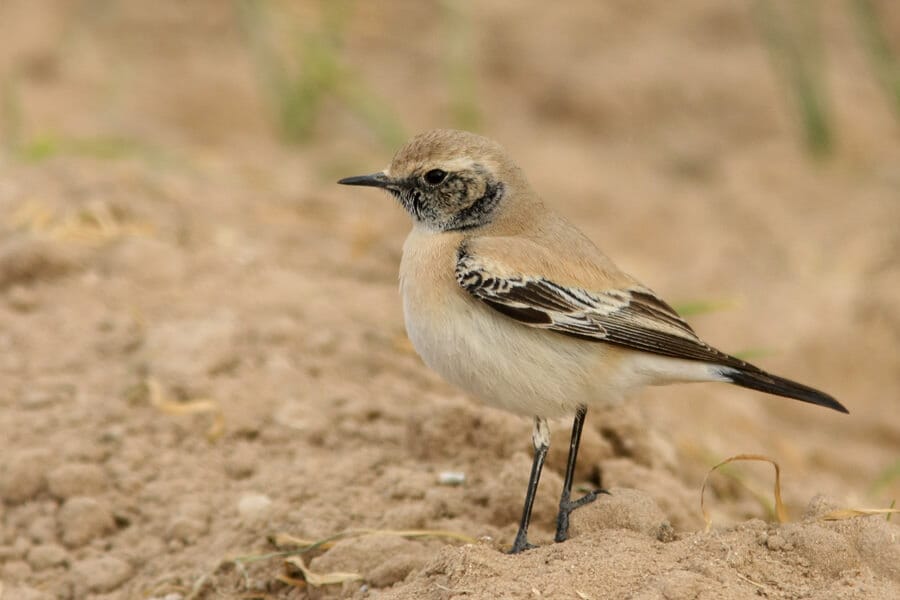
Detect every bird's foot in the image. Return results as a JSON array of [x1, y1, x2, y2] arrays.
[[507, 531, 538, 554], [554, 488, 610, 543]]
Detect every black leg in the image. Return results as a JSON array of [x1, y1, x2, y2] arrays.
[[508, 417, 550, 554], [554, 406, 608, 543]]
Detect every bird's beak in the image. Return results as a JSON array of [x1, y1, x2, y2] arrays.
[[337, 171, 392, 189]]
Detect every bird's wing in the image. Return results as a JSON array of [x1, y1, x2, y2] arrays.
[[455, 238, 744, 368]]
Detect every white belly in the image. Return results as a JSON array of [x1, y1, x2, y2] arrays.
[[401, 275, 636, 417]]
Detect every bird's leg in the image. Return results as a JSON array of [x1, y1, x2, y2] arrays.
[[508, 416, 550, 554], [554, 405, 609, 543]]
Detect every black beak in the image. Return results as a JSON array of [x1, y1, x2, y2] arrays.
[[337, 172, 392, 189]]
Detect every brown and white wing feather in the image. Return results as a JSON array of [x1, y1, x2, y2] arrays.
[[456, 243, 744, 369]]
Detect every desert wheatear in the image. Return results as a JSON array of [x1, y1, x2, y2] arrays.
[[339, 129, 847, 554]]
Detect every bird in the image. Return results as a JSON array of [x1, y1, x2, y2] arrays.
[[338, 129, 848, 554]]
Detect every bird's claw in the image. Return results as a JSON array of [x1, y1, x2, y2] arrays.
[[555, 488, 610, 543], [508, 533, 538, 554]]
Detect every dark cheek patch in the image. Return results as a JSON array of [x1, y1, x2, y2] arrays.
[[444, 181, 504, 231]]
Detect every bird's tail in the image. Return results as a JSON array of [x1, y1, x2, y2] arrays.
[[721, 366, 848, 413]]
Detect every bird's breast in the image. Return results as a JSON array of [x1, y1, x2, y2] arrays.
[[398, 229, 618, 417]]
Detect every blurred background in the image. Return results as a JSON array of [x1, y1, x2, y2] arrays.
[[2, 1, 899, 162], [0, 1, 898, 597]]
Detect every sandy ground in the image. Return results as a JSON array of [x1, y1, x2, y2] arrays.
[[0, 1, 899, 598]]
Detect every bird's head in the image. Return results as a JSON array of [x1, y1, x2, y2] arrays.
[[339, 129, 529, 232]]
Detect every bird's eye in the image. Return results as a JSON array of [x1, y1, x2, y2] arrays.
[[423, 169, 447, 185]]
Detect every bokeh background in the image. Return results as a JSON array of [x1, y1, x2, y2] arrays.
[[0, 1, 898, 598]]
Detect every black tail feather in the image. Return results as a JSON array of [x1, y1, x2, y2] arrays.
[[724, 368, 848, 414]]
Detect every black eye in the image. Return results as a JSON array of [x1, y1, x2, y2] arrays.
[[423, 169, 447, 185]]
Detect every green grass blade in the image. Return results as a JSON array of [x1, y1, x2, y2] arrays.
[[441, 0, 481, 130], [849, 0, 900, 119], [869, 458, 900, 496], [753, 0, 833, 158]]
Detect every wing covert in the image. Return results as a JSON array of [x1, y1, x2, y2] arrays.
[[456, 243, 743, 368]]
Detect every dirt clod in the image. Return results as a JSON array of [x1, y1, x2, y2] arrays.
[[57, 497, 115, 547], [26, 543, 69, 570], [0, 236, 76, 290], [570, 487, 671, 539], [71, 555, 132, 593], [310, 534, 433, 589], [1, 585, 55, 600], [46, 463, 108, 499], [0, 451, 51, 504]]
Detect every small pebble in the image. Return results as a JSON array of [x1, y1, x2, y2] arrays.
[[656, 521, 676, 542], [438, 471, 466, 486], [238, 493, 272, 522], [99, 425, 125, 444]]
